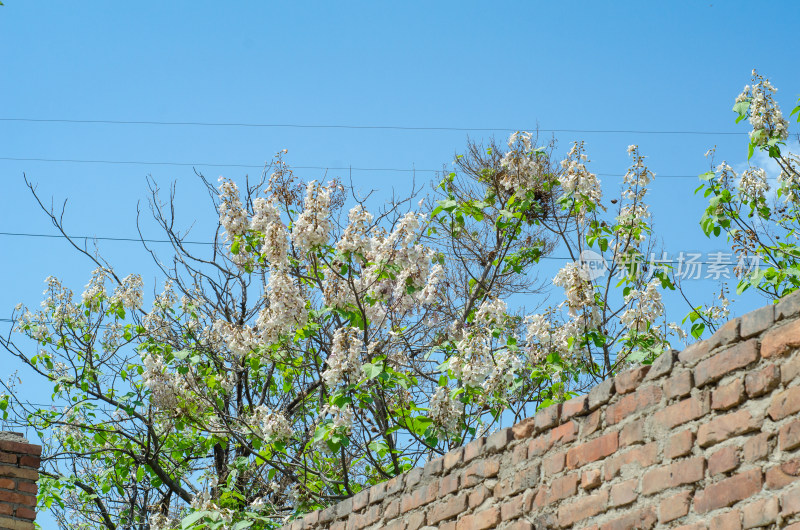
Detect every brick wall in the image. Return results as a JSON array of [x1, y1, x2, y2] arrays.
[[284, 293, 800, 529], [0, 432, 41, 530]]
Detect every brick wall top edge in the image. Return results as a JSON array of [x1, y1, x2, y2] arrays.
[[283, 293, 800, 529]]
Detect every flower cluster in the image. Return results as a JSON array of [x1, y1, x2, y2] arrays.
[[111, 274, 144, 311], [499, 131, 548, 194], [322, 327, 363, 387], [559, 142, 602, 221], [552, 261, 595, 318], [619, 279, 664, 333], [218, 177, 248, 242], [736, 70, 789, 147], [257, 267, 308, 344], [249, 405, 293, 442], [251, 197, 289, 266], [738, 167, 769, 203], [428, 386, 463, 435], [141, 355, 182, 411], [292, 181, 332, 253]]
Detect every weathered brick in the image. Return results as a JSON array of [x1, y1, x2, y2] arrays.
[[742, 497, 778, 529], [599, 506, 657, 530], [663, 370, 693, 400], [500, 494, 525, 521], [588, 378, 615, 410], [742, 432, 770, 462], [697, 409, 759, 448], [606, 385, 662, 425], [693, 468, 762, 513], [767, 385, 800, 421], [423, 456, 443, 478], [694, 339, 759, 387], [645, 349, 676, 381], [443, 447, 463, 470], [707, 317, 741, 351], [783, 351, 800, 384], [566, 431, 618, 469], [461, 457, 499, 487], [780, 418, 800, 451], [468, 484, 491, 508], [741, 303, 775, 338], [400, 480, 436, 513], [542, 472, 579, 505], [761, 318, 800, 358], [485, 427, 512, 453], [604, 442, 658, 481], [405, 511, 425, 530], [609, 478, 637, 507], [551, 420, 578, 447], [641, 456, 705, 495], [368, 481, 386, 504], [0, 516, 35, 530], [543, 451, 566, 477], [581, 409, 602, 438], [665, 429, 694, 459], [678, 339, 710, 364], [534, 404, 561, 432], [351, 489, 369, 512], [765, 458, 800, 489], [619, 420, 644, 447], [711, 378, 745, 410], [0, 466, 37, 481], [781, 484, 800, 516], [511, 442, 528, 464], [556, 489, 608, 527], [0, 441, 42, 457], [462, 438, 484, 463], [438, 473, 459, 498], [652, 394, 708, 430], [561, 395, 588, 420], [776, 290, 800, 320], [744, 363, 780, 398], [709, 510, 741, 530], [615, 365, 650, 394], [427, 492, 468, 525], [493, 463, 538, 498], [582, 468, 601, 490], [0, 490, 35, 505], [456, 506, 500, 530], [708, 445, 739, 476], [512, 416, 536, 440], [659, 490, 692, 523]]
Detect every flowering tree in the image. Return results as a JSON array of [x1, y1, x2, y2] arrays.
[[2, 133, 692, 529], [697, 70, 800, 300]]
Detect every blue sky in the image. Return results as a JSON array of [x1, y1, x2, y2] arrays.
[[1, 1, 799, 524]]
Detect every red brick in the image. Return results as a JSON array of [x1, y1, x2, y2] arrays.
[[744, 363, 780, 398], [708, 446, 739, 476], [659, 490, 691, 523], [534, 404, 561, 432], [0, 441, 42, 456], [556, 489, 609, 527], [463, 438, 484, 463], [566, 432, 618, 469], [0, 454, 15, 465], [0, 478, 13, 489], [16, 481, 36, 495], [499, 494, 525, 521], [494, 464, 538, 498], [427, 493, 468, 525], [619, 420, 644, 447], [742, 497, 778, 529], [767, 385, 800, 421], [609, 478, 637, 507], [599, 507, 656, 530], [761, 318, 800, 358], [400, 481, 437, 512], [604, 442, 658, 480], [678, 339, 710, 364], [709, 510, 741, 530], [781, 484, 800, 516], [527, 421, 577, 458], [443, 447, 463, 470], [0, 504, 11, 517], [694, 339, 759, 387], [712, 378, 745, 410], [615, 366, 650, 394], [582, 410, 602, 438], [581, 469, 601, 490], [605, 385, 662, 425], [652, 395, 708, 430], [741, 303, 775, 338], [663, 370, 693, 400], [457, 507, 499, 530], [543, 451, 565, 477], [17, 456, 39, 469], [707, 317, 741, 350], [780, 418, 800, 451], [15, 506, 36, 521], [665, 429, 694, 459], [641, 456, 705, 495], [0, 490, 36, 506], [512, 417, 536, 440], [462, 457, 499, 487], [0, 463, 37, 480], [562, 395, 588, 420], [742, 432, 770, 462], [439, 474, 459, 497], [693, 469, 762, 513], [765, 459, 800, 489], [697, 409, 759, 448], [542, 473, 579, 505]]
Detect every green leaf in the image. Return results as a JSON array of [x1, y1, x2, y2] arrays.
[[362, 363, 384, 380], [182, 511, 209, 528]]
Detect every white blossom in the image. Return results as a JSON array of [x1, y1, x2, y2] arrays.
[[292, 181, 332, 253]]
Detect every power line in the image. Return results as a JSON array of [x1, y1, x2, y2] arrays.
[[0, 156, 710, 179], [0, 117, 749, 135]]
